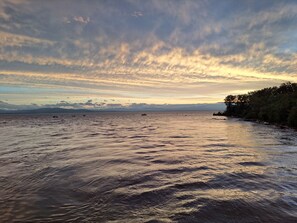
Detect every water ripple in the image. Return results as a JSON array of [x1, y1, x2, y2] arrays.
[[0, 111, 296, 222]]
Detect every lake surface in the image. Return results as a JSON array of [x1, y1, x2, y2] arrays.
[[0, 111, 296, 222]]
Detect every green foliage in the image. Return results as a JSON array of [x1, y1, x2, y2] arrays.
[[223, 82, 297, 128]]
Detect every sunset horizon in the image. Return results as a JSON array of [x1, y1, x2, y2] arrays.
[[1, 1, 297, 222]]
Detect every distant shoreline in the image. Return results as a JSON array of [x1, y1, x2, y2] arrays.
[[215, 114, 296, 130]]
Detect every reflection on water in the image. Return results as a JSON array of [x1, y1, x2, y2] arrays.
[[0, 111, 296, 222]]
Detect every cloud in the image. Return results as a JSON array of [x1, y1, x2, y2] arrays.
[[0, 0, 296, 105], [72, 16, 90, 24], [0, 31, 54, 47], [131, 11, 143, 17]]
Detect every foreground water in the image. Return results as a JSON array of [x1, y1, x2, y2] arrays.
[[0, 111, 296, 222]]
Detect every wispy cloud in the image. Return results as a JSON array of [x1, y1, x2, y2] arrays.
[[72, 16, 90, 24], [131, 11, 143, 17]]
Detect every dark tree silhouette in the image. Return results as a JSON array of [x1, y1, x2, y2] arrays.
[[219, 82, 297, 128]]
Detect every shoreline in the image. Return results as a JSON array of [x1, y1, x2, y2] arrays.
[[214, 113, 297, 130]]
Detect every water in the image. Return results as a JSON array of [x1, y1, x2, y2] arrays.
[[0, 111, 296, 222]]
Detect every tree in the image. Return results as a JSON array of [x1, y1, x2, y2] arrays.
[[288, 107, 297, 128], [219, 83, 297, 128]]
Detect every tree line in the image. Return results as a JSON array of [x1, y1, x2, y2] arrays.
[[218, 82, 297, 128]]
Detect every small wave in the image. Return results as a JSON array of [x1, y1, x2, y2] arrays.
[[139, 144, 166, 149], [129, 135, 148, 139], [238, 161, 266, 166], [169, 135, 192, 139], [122, 186, 175, 207], [159, 166, 210, 174], [145, 220, 167, 223], [171, 198, 296, 223], [50, 133, 64, 137], [151, 159, 182, 165], [135, 150, 160, 154], [107, 158, 141, 165], [86, 132, 100, 137], [203, 143, 236, 148], [174, 181, 209, 190], [204, 148, 228, 153]]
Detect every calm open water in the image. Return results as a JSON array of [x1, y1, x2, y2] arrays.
[[0, 111, 296, 222]]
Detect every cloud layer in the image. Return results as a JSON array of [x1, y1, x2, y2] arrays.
[[0, 0, 297, 106]]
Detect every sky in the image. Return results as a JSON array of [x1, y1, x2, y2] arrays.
[[0, 0, 297, 110]]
